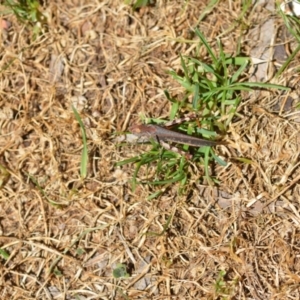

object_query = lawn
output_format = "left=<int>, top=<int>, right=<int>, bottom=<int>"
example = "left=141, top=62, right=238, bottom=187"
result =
left=1, top=0, right=300, bottom=299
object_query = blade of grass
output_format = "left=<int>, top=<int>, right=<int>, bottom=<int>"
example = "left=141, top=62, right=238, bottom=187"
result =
left=230, top=60, right=249, bottom=83
left=276, top=43, right=300, bottom=78
left=203, top=146, right=213, bottom=184
left=192, top=82, right=200, bottom=109
left=151, top=171, right=186, bottom=185
left=196, top=0, right=220, bottom=25
left=72, top=105, right=88, bottom=179
left=194, top=28, right=218, bottom=65
left=27, top=173, right=65, bottom=207
left=170, top=101, right=180, bottom=120
left=0, top=248, right=10, bottom=260
left=146, top=214, right=173, bottom=237
left=180, top=54, right=191, bottom=82
left=147, top=190, right=164, bottom=200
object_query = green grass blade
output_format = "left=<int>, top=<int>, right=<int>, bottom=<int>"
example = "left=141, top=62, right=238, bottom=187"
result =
left=180, top=55, right=191, bottom=84
left=116, top=156, right=143, bottom=166
left=230, top=60, right=249, bottom=83
left=196, top=0, right=220, bottom=25
left=212, top=153, right=227, bottom=166
left=203, top=147, right=212, bottom=184
left=27, top=173, right=65, bottom=207
left=72, top=105, right=88, bottom=179
left=146, top=214, right=173, bottom=236
left=276, top=43, right=300, bottom=78
left=0, top=248, right=10, bottom=260
left=194, top=28, right=218, bottom=65
left=224, top=57, right=250, bottom=66
left=151, top=172, right=186, bottom=185
left=170, top=101, right=180, bottom=120
left=147, top=190, right=164, bottom=200
left=229, top=82, right=290, bottom=90
left=192, top=82, right=200, bottom=109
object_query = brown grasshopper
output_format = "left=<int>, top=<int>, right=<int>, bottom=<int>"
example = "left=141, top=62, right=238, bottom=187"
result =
left=129, top=114, right=220, bottom=158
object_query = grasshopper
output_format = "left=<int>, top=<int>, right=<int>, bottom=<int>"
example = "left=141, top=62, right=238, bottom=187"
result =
left=129, top=114, right=220, bottom=158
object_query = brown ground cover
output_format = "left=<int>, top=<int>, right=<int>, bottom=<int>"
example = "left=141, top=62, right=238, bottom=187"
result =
left=1, top=0, right=300, bottom=299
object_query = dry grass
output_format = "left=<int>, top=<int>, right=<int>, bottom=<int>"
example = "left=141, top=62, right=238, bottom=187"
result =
left=1, top=0, right=300, bottom=299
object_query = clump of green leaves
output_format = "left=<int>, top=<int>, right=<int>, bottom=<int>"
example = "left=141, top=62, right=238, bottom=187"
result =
left=113, top=263, right=130, bottom=279
left=168, top=28, right=288, bottom=129
left=118, top=28, right=289, bottom=197
left=214, top=270, right=239, bottom=299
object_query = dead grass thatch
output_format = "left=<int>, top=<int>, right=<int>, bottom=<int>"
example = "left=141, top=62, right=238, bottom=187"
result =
left=1, top=0, right=300, bottom=299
